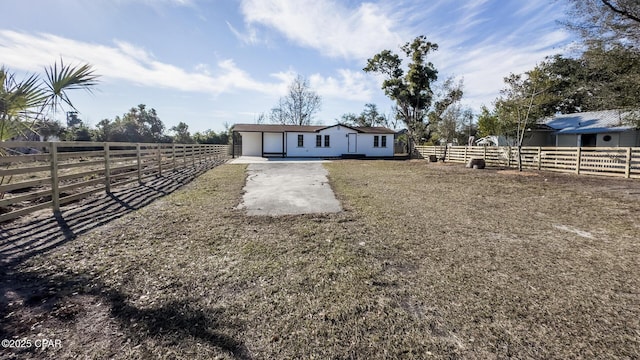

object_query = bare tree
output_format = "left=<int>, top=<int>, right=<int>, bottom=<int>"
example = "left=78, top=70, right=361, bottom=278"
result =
left=269, top=75, right=321, bottom=125
left=255, top=112, right=266, bottom=124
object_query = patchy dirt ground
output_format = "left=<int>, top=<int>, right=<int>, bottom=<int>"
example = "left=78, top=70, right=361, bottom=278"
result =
left=1, top=160, right=639, bottom=359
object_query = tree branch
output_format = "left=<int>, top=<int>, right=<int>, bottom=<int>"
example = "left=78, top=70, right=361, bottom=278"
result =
left=601, top=0, right=640, bottom=24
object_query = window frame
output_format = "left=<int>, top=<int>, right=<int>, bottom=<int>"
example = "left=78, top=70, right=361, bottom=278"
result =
left=297, top=134, right=304, bottom=147
left=381, top=135, right=387, bottom=148
left=316, top=135, right=322, bottom=147
left=324, top=135, right=330, bottom=147
left=373, top=135, right=379, bottom=148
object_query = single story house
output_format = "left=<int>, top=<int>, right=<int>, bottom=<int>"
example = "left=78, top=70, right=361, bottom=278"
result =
left=231, top=124, right=396, bottom=158
left=528, top=110, right=640, bottom=147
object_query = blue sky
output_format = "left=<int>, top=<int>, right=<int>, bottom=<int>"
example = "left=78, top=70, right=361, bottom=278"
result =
left=1, top=0, right=574, bottom=133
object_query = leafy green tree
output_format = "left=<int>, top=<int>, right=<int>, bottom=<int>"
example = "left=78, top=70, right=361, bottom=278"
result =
left=510, top=45, right=640, bottom=116
left=61, top=124, right=92, bottom=141
left=339, top=103, right=389, bottom=127
left=476, top=106, right=501, bottom=138
left=33, top=119, right=64, bottom=141
left=581, top=44, right=640, bottom=110
left=193, top=129, right=229, bottom=144
left=122, top=104, right=166, bottom=142
left=0, top=60, right=98, bottom=141
left=94, top=118, right=114, bottom=142
left=364, top=35, right=462, bottom=144
left=170, top=121, right=193, bottom=144
left=496, top=71, right=549, bottom=141
left=338, top=113, right=358, bottom=125
left=101, top=104, right=169, bottom=143
left=494, top=69, right=556, bottom=170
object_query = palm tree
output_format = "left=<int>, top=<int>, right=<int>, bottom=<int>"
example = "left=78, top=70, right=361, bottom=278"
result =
left=0, top=60, right=98, bottom=196
left=0, top=59, right=99, bottom=141
left=0, top=67, right=45, bottom=141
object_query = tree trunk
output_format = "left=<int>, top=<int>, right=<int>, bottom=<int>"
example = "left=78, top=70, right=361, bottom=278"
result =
left=518, top=145, right=523, bottom=171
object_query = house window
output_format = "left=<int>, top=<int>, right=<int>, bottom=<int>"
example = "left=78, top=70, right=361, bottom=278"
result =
left=373, top=135, right=379, bottom=147
left=298, top=134, right=304, bottom=147
left=316, top=135, right=322, bottom=147
left=324, top=135, right=330, bottom=147
left=381, top=135, right=387, bottom=148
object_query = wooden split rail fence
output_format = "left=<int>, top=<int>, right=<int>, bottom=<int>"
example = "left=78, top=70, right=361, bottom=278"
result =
left=0, top=141, right=230, bottom=223
left=415, top=145, right=640, bottom=179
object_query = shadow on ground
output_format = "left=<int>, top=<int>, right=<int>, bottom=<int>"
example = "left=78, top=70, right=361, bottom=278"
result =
left=0, top=158, right=251, bottom=359
left=0, top=270, right=251, bottom=359
left=0, top=159, right=226, bottom=268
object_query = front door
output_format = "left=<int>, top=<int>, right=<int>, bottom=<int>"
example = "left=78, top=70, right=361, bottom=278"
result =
left=348, top=133, right=357, bottom=153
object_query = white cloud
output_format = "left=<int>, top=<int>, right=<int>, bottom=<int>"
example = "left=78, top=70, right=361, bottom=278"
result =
left=402, top=1, right=575, bottom=112
left=0, top=30, right=285, bottom=95
left=0, top=30, right=374, bottom=103
left=226, top=21, right=261, bottom=45
left=233, top=0, right=574, bottom=111
left=239, top=0, right=407, bottom=60
left=310, top=69, right=374, bottom=101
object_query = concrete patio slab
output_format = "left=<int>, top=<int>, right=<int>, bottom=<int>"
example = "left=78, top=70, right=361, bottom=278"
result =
left=237, top=162, right=342, bottom=216
left=229, top=156, right=331, bottom=164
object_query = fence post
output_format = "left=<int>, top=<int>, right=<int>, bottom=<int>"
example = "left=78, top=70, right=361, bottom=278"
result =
left=464, top=146, right=468, bottom=163
left=136, top=144, right=142, bottom=182
left=157, top=144, right=162, bottom=176
left=537, top=147, right=542, bottom=170
left=50, top=142, right=60, bottom=214
left=576, top=147, right=582, bottom=174
left=172, top=143, right=176, bottom=170
left=625, top=147, right=632, bottom=178
left=507, top=146, right=511, bottom=168
left=183, top=145, right=187, bottom=167
left=483, top=145, right=487, bottom=161
left=104, top=143, right=111, bottom=193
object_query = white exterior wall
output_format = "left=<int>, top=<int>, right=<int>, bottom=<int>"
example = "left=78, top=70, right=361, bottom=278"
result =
left=240, top=132, right=262, bottom=156
left=286, top=126, right=353, bottom=157
left=264, top=132, right=284, bottom=153
left=285, top=126, right=394, bottom=157
left=240, top=126, right=395, bottom=157
left=357, top=134, right=394, bottom=157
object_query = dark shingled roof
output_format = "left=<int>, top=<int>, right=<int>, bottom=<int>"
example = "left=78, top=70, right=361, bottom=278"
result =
left=231, top=124, right=396, bottom=134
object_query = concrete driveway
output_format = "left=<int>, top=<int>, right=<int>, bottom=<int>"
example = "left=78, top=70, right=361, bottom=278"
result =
left=236, top=161, right=342, bottom=216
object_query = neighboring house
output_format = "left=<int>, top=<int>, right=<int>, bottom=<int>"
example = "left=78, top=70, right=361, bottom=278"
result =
left=528, top=110, right=640, bottom=147
left=475, top=135, right=511, bottom=146
left=231, top=124, right=396, bottom=158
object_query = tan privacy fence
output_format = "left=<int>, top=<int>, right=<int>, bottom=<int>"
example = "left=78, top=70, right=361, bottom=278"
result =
left=415, top=145, right=640, bottom=179
left=0, top=141, right=230, bottom=223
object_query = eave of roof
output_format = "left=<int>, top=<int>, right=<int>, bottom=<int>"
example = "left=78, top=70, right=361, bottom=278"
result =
left=231, top=123, right=395, bottom=134
left=555, top=126, right=633, bottom=134
left=231, top=124, right=325, bottom=133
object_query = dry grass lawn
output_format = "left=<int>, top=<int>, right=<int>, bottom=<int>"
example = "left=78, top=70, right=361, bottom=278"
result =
left=1, top=160, right=639, bottom=359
